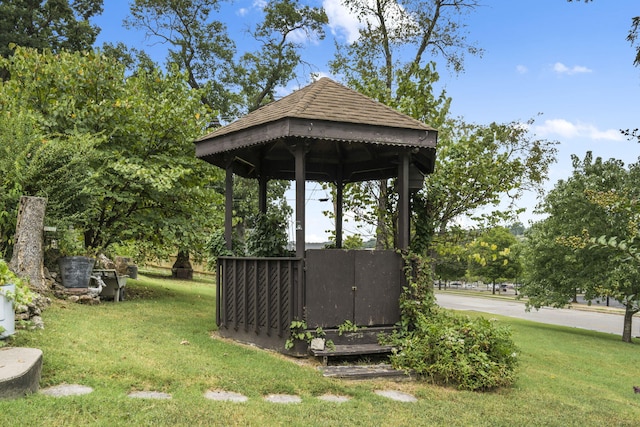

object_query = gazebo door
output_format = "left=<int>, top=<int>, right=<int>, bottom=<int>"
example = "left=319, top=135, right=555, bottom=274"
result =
left=304, top=250, right=403, bottom=328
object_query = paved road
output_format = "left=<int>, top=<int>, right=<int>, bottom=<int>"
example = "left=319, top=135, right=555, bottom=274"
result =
left=435, top=292, right=634, bottom=336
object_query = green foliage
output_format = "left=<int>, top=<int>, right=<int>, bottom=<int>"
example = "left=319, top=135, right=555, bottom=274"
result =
left=337, top=319, right=361, bottom=336
left=0, top=259, right=35, bottom=308
left=205, top=229, right=233, bottom=269
left=0, top=0, right=104, bottom=59
left=55, top=227, right=88, bottom=257
left=382, top=251, right=519, bottom=391
left=284, top=319, right=313, bottom=350
left=330, top=0, right=557, bottom=251
left=0, top=46, right=223, bottom=261
left=126, top=0, right=327, bottom=119
left=523, top=152, right=640, bottom=341
left=521, top=152, right=640, bottom=341
left=467, top=226, right=520, bottom=289
left=245, top=212, right=289, bottom=257
left=389, top=310, right=519, bottom=391
left=341, top=234, right=364, bottom=249
left=238, top=0, right=328, bottom=112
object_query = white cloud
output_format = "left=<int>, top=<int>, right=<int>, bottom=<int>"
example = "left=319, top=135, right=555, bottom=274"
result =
left=323, top=0, right=362, bottom=44
left=516, top=65, right=528, bottom=74
left=553, top=62, right=592, bottom=75
left=533, top=119, right=624, bottom=141
left=237, top=8, right=249, bottom=17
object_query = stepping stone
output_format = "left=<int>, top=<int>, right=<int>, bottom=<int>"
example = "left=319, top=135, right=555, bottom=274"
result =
left=317, top=393, right=350, bottom=403
left=374, top=390, right=417, bottom=402
left=0, top=347, right=43, bottom=399
left=128, top=391, right=172, bottom=400
left=40, top=384, right=93, bottom=397
left=204, top=390, right=248, bottom=402
left=263, top=394, right=302, bottom=404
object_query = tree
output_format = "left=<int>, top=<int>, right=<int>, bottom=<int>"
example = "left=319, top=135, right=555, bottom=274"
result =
left=125, top=0, right=325, bottom=246
left=468, top=227, right=520, bottom=294
left=415, top=118, right=557, bottom=253
left=0, top=0, right=103, bottom=58
left=432, top=227, right=470, bottom=288
left=0, top=46, right=222, bottom=261
left=237, top=0, right=327, bottom=112
left=331, top=0, right=481, bottom=248
left=521, top=152, right=640, bottom=342
left=125, top=0, right=327, bottom=117
left=330, top=1, right=557, bottom=251
left=125, top=0, right=238, bottom=116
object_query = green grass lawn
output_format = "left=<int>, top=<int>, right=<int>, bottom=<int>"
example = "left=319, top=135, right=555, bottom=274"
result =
left=2, top=273, right=640, bottom=426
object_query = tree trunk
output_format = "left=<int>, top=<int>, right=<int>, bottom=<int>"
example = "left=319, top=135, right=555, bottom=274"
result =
left=9, top=196, right=47, bottom=293
left=622, top=306, right=637, bottom=343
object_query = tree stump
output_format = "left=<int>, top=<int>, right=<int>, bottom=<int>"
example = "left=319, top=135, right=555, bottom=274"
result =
left=9, top=196, right=47, bottom=293
left=172, top=250, right=193, bottom=280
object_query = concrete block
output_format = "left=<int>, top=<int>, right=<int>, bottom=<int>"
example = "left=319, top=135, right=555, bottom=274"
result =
left=0, top=347, right=43, bottom=399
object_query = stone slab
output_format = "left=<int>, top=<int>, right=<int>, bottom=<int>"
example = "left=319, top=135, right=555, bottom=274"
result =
left=317, top=393, right=351, bottom=403
left=40, top=384, right=93, bottom=397
left=128, top=391, right=172, bottom=399
left=204, top=390, right=248, bottom=402
left=374, top=389, right=417, bottom=402
left=0, top=347, right=43, bottom=400
left=263, top=394, right=301, bottom=404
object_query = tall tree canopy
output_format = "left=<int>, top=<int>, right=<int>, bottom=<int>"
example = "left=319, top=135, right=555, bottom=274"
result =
left=125, top=0, right=237, bottom=116
left=0, top=46, right=222, bottom=261
left=522, top=152, right=640, bottom=342
left=0, top=0, right=103, bottom=58
left=125, top=0, right=327, bottom=119
left=329, top=0, right=557, bottom=250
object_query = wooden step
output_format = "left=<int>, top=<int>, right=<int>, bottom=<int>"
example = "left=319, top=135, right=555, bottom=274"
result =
left=310, top=343, right=394, bottom=365
left=319, top=364, right=413, bottom=380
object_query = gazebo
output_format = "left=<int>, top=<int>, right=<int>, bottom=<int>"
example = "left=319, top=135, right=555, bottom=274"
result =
left=195, top=77, right=437, bottom=355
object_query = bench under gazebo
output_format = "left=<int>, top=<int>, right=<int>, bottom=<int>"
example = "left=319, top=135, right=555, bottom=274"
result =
left=195, top=77, right=437, bottom=356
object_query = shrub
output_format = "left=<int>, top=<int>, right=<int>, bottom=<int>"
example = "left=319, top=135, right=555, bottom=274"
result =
left=245, top=212, right=288, bottom=257
left=381, top=251, right=519, bottom=391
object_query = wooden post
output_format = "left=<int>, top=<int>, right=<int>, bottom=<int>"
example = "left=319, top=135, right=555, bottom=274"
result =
left=335, top=179, right=343, bottom=249
left=225, top=162, right=234, bottom=251
left=294, top=144, right=306, bottom=258
left=9, top=196, right=47, bottom=292
left=258, top=176, right=268, bottom=214
left=397, top=152, right=410, bottom=250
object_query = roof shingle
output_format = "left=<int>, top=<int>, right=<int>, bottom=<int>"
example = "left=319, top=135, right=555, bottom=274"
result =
left=196, top=77, right=435, bottom=142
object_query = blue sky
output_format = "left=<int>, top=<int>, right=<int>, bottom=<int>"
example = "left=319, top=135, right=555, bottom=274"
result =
left=94, top=1, right=640, bottom=242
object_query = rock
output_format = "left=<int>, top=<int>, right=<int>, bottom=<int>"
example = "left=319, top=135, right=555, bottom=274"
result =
left=30, top=316, right=44, bottom=330
left=78, top=295, right=99, bottom=305
left=96, top=253, right=116, bottom=270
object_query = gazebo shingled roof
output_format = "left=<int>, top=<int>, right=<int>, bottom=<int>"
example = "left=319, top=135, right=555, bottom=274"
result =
left=195, top=77, right=437, bottom=183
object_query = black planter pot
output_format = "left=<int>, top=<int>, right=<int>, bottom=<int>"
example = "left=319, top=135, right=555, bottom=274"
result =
left=58, top=256, right=95, bottom=288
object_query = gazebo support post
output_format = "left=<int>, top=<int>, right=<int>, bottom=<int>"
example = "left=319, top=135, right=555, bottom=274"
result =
left=258, top=176, right=268, bottom=214
left=397, top=151, right=410, bottom=250
left=335, top=178, right=343, bottom=249
left=225, top=162, right=234, bottom=251
left=294, top=143, right=306, bottom=258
